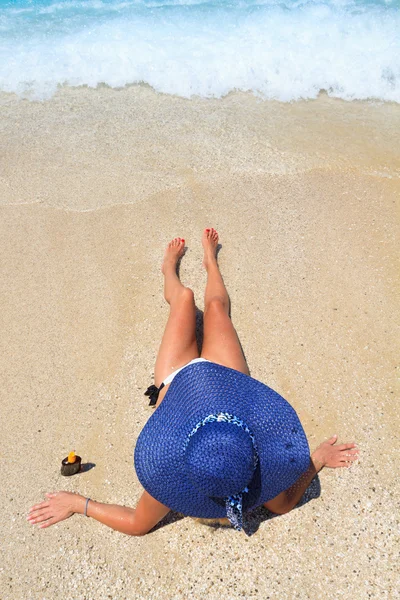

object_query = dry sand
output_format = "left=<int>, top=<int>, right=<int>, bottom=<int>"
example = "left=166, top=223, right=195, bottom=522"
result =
left=0, top=87, right=399, bottom=599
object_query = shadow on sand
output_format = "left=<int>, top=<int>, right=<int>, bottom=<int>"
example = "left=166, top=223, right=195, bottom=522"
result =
left=150, top=477, right=321, bottom=536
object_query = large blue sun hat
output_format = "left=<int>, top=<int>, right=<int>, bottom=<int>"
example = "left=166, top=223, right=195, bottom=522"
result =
left=134, top=361, right=310, bottom=530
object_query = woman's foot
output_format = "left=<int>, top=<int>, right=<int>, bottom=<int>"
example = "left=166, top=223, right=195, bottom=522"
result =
left=162, top=237, right=185, bottom=275
left=162, top=237, right=186, bottom=304
left=202, top=228, right=219, bottom=269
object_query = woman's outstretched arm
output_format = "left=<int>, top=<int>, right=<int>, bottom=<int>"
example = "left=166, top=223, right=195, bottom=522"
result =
left=28, top=490, right=170, bottom=536
left=263, top=435, right=359, bottom=515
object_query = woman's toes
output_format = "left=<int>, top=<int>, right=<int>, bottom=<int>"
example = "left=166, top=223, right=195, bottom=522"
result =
left=168, top=237, right=184, bottom=250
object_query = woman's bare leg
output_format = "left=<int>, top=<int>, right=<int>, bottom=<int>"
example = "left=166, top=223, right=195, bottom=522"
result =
left=154, top=237, right=199, bottom=389
left=200, top=228, right=249, bottom=374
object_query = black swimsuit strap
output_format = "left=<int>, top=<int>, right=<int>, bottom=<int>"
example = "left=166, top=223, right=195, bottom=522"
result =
left=144, top=383, right=165, bottom=407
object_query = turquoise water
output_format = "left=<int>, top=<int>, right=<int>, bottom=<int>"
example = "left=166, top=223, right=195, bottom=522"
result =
left=0, top=0, right=399, bottom=100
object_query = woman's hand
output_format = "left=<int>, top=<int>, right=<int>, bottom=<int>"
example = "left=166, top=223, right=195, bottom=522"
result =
left=27, top=491, right=85, bottom=529
left=311, top=435, right=359, bottom=471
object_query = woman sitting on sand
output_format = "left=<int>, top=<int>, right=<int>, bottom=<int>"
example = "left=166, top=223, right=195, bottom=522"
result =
left=28, top=229, right=358, bottom=534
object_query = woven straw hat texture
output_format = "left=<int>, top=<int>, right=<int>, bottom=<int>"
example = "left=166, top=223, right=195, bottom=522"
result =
left=134, top=362, right=310, bottom=518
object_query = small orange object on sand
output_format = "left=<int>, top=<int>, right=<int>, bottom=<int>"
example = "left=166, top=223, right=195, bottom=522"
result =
left=61, top=451, right=82, bottom=476
left=67, top=451, right=77, bottom=463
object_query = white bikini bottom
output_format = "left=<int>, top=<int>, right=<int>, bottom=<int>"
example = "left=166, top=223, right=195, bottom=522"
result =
left=162, top=358, right=209, bottom=387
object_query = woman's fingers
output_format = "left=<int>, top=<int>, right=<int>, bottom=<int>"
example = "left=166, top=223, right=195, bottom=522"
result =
left=341, top=451, right=359, bottom=460
left=337, top=443, right=357, bottom=450
left=335, top=460, right=356, bottom=468
left=29, top=503, right=50, bottom=513
left=28, top=510, right=52, bottom=524
left=28, top=491, right=75, bottom=530
left=39, top=517, right=58, bottom=529
left=339, top=456, right=358, bottom=464
left=28, top=501, right=50, bottom=513
left=28, top=508, right=68, bottom=527
left=28, top=505, right=51, bottom=519
left=337, top=450, right=359, bottom=466
left=315, top=436, right=360, bottom=469
left=29, top=493, right=59, bottom=513
left=28, top=493, right=59, bottom=522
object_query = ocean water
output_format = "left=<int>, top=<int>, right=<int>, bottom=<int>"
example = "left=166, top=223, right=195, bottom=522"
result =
left=0, top=0, right=399, bottom=101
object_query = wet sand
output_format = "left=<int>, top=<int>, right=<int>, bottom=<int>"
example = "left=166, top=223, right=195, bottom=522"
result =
left=0, top=87, right=399, bottom=599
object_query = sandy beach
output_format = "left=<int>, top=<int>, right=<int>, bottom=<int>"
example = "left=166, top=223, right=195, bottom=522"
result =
left=0, top=86, right=399, bottom=599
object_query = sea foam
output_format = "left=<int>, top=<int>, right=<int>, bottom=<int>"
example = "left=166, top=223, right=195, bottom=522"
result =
left=0, top=0, right=399, bottom=102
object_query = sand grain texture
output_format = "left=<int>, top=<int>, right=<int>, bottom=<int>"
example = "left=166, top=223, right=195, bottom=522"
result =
left=0, top=88, right=399, bottom=600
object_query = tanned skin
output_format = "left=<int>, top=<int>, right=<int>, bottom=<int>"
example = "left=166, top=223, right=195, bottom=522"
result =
left=28, top=230, right=358, bottom=535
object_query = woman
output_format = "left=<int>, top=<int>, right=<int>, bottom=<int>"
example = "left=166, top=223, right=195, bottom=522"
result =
left=28, top=228, right=358, bottom=534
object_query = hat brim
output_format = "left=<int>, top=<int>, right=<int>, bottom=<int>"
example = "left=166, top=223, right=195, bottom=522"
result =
left=134, top=362, right=310, bottom=518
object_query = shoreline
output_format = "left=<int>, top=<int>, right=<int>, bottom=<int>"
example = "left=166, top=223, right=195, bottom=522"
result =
left=1, top=87, right=399, bottom=212
left=1, top=86, right=399, bottom=599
